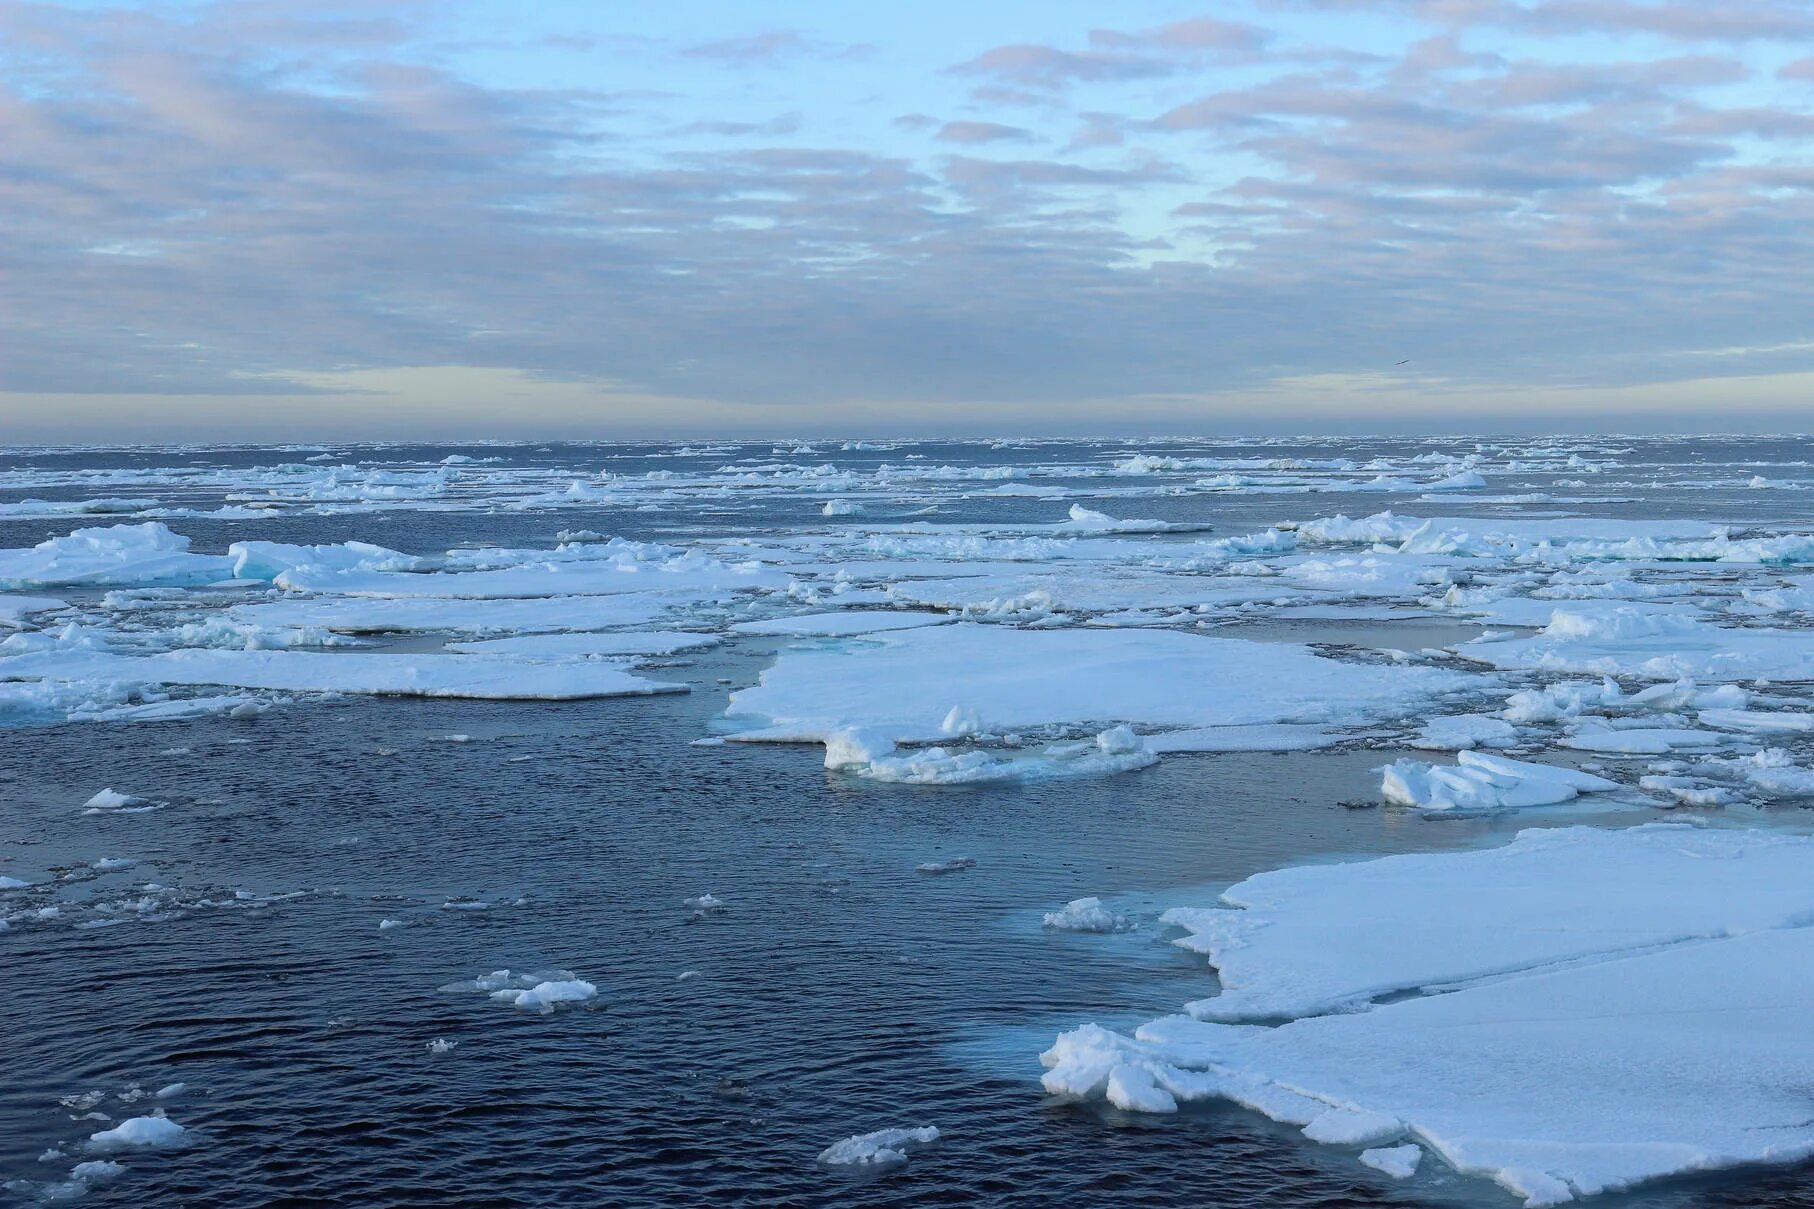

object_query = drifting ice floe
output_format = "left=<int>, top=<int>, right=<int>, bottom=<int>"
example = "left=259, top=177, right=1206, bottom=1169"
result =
left=1379, top=751, right=1620, bottom=813
left=0, top=594, right=63, bottom=628
left=817, top=1126, right=940, bottom=1167
left=447, top=970, right=599, bottom=1014
left=86, top=1116, right=187, bottom=1153
left=1460, top=606, right=1814, bottom=681
left=729, top=611, right=947, bottom=636
left=0, top=524, right=233, bottom=590
left=1043, top=824, right=1814, bottom=1205
left=1043, top=897, right=1131, bottom=933
left=1, top=642, right=683, bottom=700
left=728, top=624, right=1477, bottom=757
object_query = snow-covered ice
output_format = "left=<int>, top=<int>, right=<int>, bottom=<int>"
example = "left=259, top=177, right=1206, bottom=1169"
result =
left=85, top=1116, right=186, bottom=1153
left=1379, top=751, right=1620, bottom=813
left=728, top=624, right=1478, bottom=756
left=1044, top=824, right=1814, bottom=1205
left=1043, top=897, right=1131, bottom=933
left=817, top=1126, right=940, bottom=1167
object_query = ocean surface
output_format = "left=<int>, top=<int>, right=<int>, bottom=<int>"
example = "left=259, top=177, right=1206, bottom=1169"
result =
left=3, top=436, right=1813, bottom=1208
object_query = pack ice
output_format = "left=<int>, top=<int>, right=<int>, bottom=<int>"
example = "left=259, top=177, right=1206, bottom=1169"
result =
left=1042, top=824, right=1814, bottom=1204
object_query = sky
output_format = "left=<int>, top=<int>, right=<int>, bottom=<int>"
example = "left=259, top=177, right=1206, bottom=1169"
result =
left=1, top=0, right=1812, bottom=438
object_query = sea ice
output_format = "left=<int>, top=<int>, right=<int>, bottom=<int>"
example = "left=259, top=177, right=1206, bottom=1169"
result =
left=449, top=969, right=598, bottom=1014
left=2, top=645, right=685, bottom=700
left=85, top=1116, right=186, bottom=1153
left=1043, top=897, right=1131, bottom=933
left=1359, top=1145, right=1423, bottom=1179
left=1460, top=606, right=1814, bottom=681
left=728, top=624, right=1477, bottom=753
left=857, top=729, right=1157, bottom=785
left=1410, top=714, right=1518, bottom=750
left=729, top=611, right=947, bottom=636
left=816, top=1126, right=940, bottom=1167
left=0, top=594, right=64, bottom=628
left=443, top=631, right=719, bottom=658
left=0, top=524, right=233, bottom=590
left=1044, top=825, right=1814, bottom=1205
left=1379, top=751, right=1620, bottom=813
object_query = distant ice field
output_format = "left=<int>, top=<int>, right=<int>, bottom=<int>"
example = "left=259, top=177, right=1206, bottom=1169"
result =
left=5, top=435, right=1814, bottom=1208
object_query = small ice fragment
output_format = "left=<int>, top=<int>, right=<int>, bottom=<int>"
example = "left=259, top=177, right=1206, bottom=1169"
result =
left=425, top=1038, right=457, bottom=1055
left=684, top=894, right=725, bottom=911
left=823, top=726, right=897, bottom=770
left=68, top=1160, right=124, bottom=1183
left=91, top=858, right=137, bottom=872
left=86, top=1116, right=186, bottom=1153
left=82, top=789, right=141, bottom=812
left=490, top=979, right=597, bottom=1014
left=940, top=705, right=982, bottom=737
left=1043, top=897, right=1130, bottom=933
left=154, top=1084, right=184, bottom=1099
left=1106, top=1063, right=1177, bottom=1112
left=816, top=1125, right=940, bottom=1166
left=1359, top=1144, right=1423, bottom=1179
left=677, top=970, right=701, bottom=981
left=917, top=857, right=976, bottom=875
left=379, top=918, right=404, bottom=930
left=0, top=875, right=29, bottom=890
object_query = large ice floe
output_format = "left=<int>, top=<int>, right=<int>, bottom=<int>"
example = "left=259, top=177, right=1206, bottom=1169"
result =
left=1, top=629, right=682, bottom=700
left=0, top=523, right=234, bottom=590
left=1042, top=824, right=1814, bottom=1205
left=725, top=623, right=1478, bottom=777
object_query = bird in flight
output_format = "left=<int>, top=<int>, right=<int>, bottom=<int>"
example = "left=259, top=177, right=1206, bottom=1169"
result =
left=1394, top=359, right=1411, bottom=365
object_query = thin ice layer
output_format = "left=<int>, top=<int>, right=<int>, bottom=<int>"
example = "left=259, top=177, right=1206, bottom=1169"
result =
left=0, top=647, right=684, bottom=700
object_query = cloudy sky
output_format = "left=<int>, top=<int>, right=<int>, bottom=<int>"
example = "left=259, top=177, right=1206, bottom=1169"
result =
left=3, top=0, right=1812, bottom=437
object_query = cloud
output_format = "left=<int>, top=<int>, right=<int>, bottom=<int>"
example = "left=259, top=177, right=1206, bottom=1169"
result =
left=1, top=0, right=1812, bottom=430
left=680, top=30, right=870, bottom=66
left=933, top=120, right=1036, bottom=144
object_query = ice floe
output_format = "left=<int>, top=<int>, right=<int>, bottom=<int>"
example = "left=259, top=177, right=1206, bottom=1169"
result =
left=817, top=1126, right=940, bottom=1167
left=728, top=624, right=1478, bottom=758
left=1043, top=897, right=1131, bottom=933
left=85, top=1116, right=186, bottom=1153
left=3, top=641, right=684, bottom=700
left=1379, top=751, right=1621, bottom=813
left=1044, top=824, right=1814, bottom=1205
left=446, top=970, right=599, bottom=1014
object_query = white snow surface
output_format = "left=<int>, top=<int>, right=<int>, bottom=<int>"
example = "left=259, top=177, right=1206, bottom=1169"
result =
left=1380, top=751, right=1621, bottom=813
left=729, top=611, right=948, bottom=636
left=0, top=524, right=233, bottom=589
left=86, top=1116, right=186, bottom=1153
left=728, top=624, right=1477, bottom=746
left=1, top=644, right=683, bottom=700
left=1044, top=824, right=1814, bottom=1205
